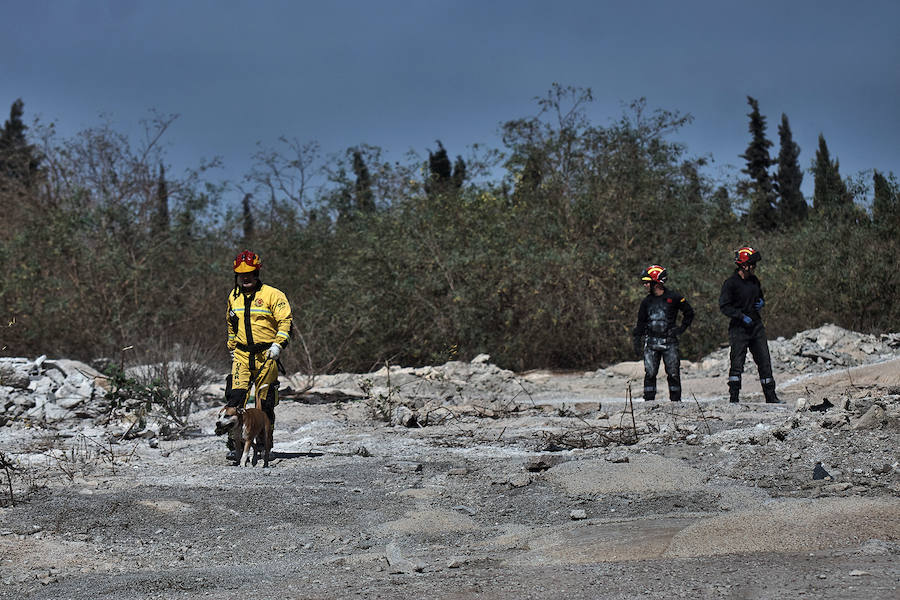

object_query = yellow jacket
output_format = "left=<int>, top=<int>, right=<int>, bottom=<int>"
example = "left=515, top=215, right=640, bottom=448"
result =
left=226, top=283, right=292, bottom=351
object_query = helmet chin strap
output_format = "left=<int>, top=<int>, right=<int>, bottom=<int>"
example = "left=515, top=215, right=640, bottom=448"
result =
left=232, top=272, right=261, bottom=297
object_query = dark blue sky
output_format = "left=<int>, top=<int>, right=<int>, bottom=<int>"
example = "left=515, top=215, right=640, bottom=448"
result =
left=3, top=0, right=898, bottom=203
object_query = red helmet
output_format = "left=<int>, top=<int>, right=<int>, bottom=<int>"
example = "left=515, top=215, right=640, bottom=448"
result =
left=640, top=264, right=668, bottom=285
left=233, top=250, right=261, bottom=273
left=734, top=246, right=761, bottom=266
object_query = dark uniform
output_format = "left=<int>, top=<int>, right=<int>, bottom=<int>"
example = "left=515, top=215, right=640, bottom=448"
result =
left=719, top=268, right=778, bottom=403
left=633, top=288, right=694, bottom=401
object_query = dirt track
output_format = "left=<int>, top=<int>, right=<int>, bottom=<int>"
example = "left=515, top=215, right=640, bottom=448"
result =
left=1, top=355, right=899, bottom=599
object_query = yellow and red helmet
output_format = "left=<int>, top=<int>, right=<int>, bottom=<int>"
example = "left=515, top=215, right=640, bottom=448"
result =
left=233, top=250, right=261, bottom=273
left=734, top=246, right=761, bottom=266
left=640, top=264, right=668, bottom=285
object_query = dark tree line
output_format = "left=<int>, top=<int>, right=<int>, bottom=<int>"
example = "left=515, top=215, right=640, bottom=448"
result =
left=737, top=96, right=896, bottom=231
left=1, top=92, right=898, bottom=372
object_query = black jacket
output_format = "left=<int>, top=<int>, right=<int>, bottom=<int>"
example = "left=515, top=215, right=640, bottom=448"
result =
left=633, top=288, right=694, bottom=340
left=719, top=270, right=764, bottom=328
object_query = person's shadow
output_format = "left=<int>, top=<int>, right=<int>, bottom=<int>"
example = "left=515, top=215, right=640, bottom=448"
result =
left=270, top=450, right=324, bottom=459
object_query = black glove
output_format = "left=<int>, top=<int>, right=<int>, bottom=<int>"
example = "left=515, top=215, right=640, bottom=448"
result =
left=632, top=336, right=643, bottom=357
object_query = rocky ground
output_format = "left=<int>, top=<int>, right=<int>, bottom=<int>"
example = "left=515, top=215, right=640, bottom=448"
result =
left=1, top=324, right=898, bottom=599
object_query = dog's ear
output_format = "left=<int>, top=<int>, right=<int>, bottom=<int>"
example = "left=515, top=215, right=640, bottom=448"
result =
left=217, top=406, right=226, bottom=417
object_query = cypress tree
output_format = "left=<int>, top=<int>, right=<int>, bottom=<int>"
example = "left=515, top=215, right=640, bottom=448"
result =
left=428, top=141, right=451, bottom=180
left=0, top=98, right=42, bottom=188
left=151, top=163, right=169, bottom=236
left=241, top=193, right=254, bottom=243
left=812, top=134, right=850, bottom=214
left=516, top=151, right=543, bottom=196
left=739, top=97, right=777, bottom=230
left=351, top=150, right=375, bottom=213
left=425, top=141, right=464, bottom=199
left=330, top=166, right=354, bottom=225
left=451, top=155, right=466, bottom=190
left=872, top=170, right=899, bottom=230
left=775, top=114, right=806, bottom=225
left=710, top=185, right=737, bottom=227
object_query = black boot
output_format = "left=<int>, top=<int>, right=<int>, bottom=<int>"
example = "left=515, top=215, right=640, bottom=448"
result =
left=763, top=387, right=781, bottom=404
left=668, top=384, right=681, bottom=402
left=761, top=377, right=781, bottom=403
left=728, top=377, right=741, bottom=402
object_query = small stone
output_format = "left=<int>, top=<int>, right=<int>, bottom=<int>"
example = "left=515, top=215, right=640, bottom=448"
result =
left=507, top=474, right=531, bottom=488
left=605, top=452, right=629, bottom=463
left=822, top=482, right=852, bottom=493
left=452, top=505, right=477, bottom=516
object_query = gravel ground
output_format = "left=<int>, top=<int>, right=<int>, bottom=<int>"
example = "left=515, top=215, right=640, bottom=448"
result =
left=1, top=354, right=899, bottom=600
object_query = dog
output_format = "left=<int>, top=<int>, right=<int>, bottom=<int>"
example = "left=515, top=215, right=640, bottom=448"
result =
left=215, top=406, right=273, bottom=467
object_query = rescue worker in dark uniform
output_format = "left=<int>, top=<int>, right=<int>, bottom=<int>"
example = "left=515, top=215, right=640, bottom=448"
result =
left=225, top=250, right=292, bottom=460
left=632, top=265, right=694, bottom=402
left=719, top=246, right=780, bottom=404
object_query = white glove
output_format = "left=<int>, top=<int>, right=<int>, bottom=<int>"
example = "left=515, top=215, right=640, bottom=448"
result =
left=229, top=349, right=235, bottom=360
left=266, top=343, right=281, bottom=360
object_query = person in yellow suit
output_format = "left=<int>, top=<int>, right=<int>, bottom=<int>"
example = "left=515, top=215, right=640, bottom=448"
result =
left=225, top=250, right=292, bottom=461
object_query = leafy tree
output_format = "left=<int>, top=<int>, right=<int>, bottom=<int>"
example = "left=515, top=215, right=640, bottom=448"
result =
left=774, top=113, right=806, bottom=225
left=0, top=112, right=226, bottom=359
left=501, top=84, right=596, bottom=217
left=739, top=97, right=777, bottom=230
left=812, top=134, right=851, bottom=214
left=244, top=136, right=321, bottom=224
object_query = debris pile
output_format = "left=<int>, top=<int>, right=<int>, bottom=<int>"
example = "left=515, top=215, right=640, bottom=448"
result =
left=0, top=356, right=105, bottom=426
left=0, top=356, right=217, bottom=439
left=686, top=323, right=900, bottom=376
left=3, top=324, right=899, bottom=431
left=287, top=353, right=542, bottom=425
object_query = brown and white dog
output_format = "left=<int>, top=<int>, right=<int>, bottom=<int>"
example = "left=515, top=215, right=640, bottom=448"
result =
left=215, top=406, right=273, bottom=467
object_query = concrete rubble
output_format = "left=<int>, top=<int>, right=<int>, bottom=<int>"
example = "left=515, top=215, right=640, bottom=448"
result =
left=2, top=323, right=899, bottom=434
